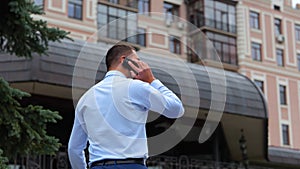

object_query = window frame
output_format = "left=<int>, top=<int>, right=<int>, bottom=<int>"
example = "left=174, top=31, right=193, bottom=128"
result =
left=206, top=31, right=237, bottom=65
left=282, top=124, right=290, bottom=146
left=138, top=0, right=150, bottom=15
left=295, top=24, right=300, bottom=41
left=68, top=0, right=83, bottom=20
left=274, top=18, right=282, bottom=36
left=297, top=53, right=300, bottom=71
left=276, top=48, right=284, bottom=67
left=34, top=0, right=44, bottom=8
left=279, top=85, right=287, bottom=105
left=249, top=11, right=260, bottom=29
left=163, top=2, right=180, bottom=22
left=251, top=42, right=262, bottom=61
left=108, top=0, right=119, bottom=4
left=254, top=80, right=264, bottom=93
left=169, top=36, right=181, bottom=54
left=97, top=4, right=140, bottom=44
left=203, top=0, right=236, bottom=33
left=137, top=27, right=146, bottom=47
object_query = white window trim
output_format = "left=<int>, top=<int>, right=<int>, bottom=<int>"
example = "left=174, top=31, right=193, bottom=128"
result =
left=86, top=0, right=96, bottom=19
left=262, top=12, right=276, bottom=62
left=251, top=71, right=267, bottom=100
left=275, top=46, right=284, bottom=67
left=277, top=77, right=293, bottom=147
left=298, top=81, right=300, bottom=127
left=148, top=28, right=168, bottom=49
left=285, top=19, right=297, bottom=67
left=276, top=77, right=288, bottom=116
left=249, top=8, right=261, bottom=31
left=280, top=121, right=293, bottom=147
left=251, top=40, right=262, bottom=61
left=48, top=0, right=66, bottom=13
left=164, top=0, right=182, bottom=6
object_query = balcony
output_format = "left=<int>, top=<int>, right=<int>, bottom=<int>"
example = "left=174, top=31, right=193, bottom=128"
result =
left=100, top=0, right=138, bottom=9
left=189, top=14, right=236, bottom=34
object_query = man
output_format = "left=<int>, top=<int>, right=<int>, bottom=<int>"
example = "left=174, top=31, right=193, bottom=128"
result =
left=68, top=43, right=184, bottom=169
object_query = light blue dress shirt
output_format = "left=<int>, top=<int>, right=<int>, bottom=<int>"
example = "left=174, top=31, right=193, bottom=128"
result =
left=68, top=70, right=184, bottom=169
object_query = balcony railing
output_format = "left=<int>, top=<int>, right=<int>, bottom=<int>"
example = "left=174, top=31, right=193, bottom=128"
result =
left=102, top=0, right=138, bottom=9
left=189, top=15, right=236, bottom=34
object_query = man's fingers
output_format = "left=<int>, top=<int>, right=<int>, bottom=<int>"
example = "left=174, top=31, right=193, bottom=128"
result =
left=130, top=70, right=137, bottom=78
left=128, top=61, right=140, bottom=73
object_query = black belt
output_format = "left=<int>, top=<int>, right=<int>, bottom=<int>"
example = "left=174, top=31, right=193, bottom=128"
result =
left=90, top=158, right=145, bottom=167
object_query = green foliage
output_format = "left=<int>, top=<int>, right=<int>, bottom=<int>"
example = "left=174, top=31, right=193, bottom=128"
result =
left=0, top=0, right=68, bottom=167
left=0, top=0, right=71, bottom=57
left=0, top=78, right=62, bottom=160
left=0, top=149, right=8, bottom=169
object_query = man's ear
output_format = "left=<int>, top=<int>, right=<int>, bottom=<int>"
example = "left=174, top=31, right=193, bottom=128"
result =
left=119, top=56, right=126, bottom=64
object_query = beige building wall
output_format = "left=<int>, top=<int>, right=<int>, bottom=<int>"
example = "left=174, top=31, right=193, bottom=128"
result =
left=34, top=0, right=300, bottom=151
left=237, top=0, right=300, bottom=150
left=34, top=0, right=188, bottom=59
left=137, top=0, right=187, bottom=60
left=33, top=0, right=98, bottom=41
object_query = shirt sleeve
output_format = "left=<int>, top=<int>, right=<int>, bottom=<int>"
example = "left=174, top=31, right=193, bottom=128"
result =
left=130, top=79, right=184, bottom=118
left=68, top=114, right=88, bottom=169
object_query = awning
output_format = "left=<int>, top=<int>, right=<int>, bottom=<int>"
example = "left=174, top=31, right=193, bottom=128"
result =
left=0, top=40, right=268, bottom=161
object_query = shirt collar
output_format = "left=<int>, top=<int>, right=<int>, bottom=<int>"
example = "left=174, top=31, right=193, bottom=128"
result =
left=104, top=70, right=126, bottom=78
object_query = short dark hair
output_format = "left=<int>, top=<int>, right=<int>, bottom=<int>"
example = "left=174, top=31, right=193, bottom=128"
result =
left=105, top=43, right=135, bottom=70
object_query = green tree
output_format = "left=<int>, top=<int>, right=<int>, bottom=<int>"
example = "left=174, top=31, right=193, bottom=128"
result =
left=0, top=149, right=8, bottom=169
left=0, top=0, right=70, bottom=167
left=0, top=78, right=62, bottom=162
left=0, top=0, right=71, bottom=58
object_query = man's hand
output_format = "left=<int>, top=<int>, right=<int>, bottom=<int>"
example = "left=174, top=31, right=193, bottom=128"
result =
left=128, top=60, right=156, bottom=83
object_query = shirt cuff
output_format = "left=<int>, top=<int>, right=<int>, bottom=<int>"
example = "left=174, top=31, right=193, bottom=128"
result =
left=150, top=79, right=164, bottom=89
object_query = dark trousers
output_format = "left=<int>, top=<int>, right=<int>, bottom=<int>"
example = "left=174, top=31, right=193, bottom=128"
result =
left=91, top=164, right=147, bottom=169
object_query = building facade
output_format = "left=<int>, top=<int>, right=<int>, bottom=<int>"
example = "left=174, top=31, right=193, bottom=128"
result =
left=236, top=0, right=300, bottom=166
left=2, top=0, right=300, bottom=168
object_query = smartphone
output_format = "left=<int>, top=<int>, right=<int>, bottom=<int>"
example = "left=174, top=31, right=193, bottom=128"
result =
left=123, top=57, right=139, bottom=74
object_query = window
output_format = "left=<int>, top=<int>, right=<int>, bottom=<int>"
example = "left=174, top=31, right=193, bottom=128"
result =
left=274, top=18, right=282, bottom=36
left=276, top=49, right=284, bottom=66
left=187, top=47, right=199, bottom=63
left=254, top=80, right=264, bottom=93
left=97, top=4, right=138, bottom=43
left=251, top=42, right=261, bottom=61
left=250, top=11, right=259, bottom=29
left=137, top=28, right=146, bottom=46
left=169, top=36, right=181, bottom=54
left=297, top=53, right=300, bottom=71
left=206, top=32, right=237, bottom=65
left=108, top=0, right=119, bottom=4
left=202, top=0, right=236, bottom=33
left=279, top=85, right=287, bottom=105
left=34, top=0, right=44, bottom=7
left=295, top=24, right=300, bottom=41
left=138, top=0, right=150, bottom=14
left=187, top=1, right=204, bottom=27
left=105, top=0, right=137, bottom=8
left=164, top=2, right=179, bottom=22
left=282, top=124, right=290, bottom=145
left=274, top=5, right=280, bottom=11
left=124, top=28, right=146, bottom=46
left=68, top=0, right=83, bottom=20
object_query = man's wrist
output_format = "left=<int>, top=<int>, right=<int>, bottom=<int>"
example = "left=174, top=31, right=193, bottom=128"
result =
left=148, top=77, right=156, bottom=84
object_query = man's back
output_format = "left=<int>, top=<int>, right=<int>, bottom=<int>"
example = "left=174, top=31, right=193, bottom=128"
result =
left=68, top=44, right=184, bottom=169
left=76, top=71, right=149, bottom=162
